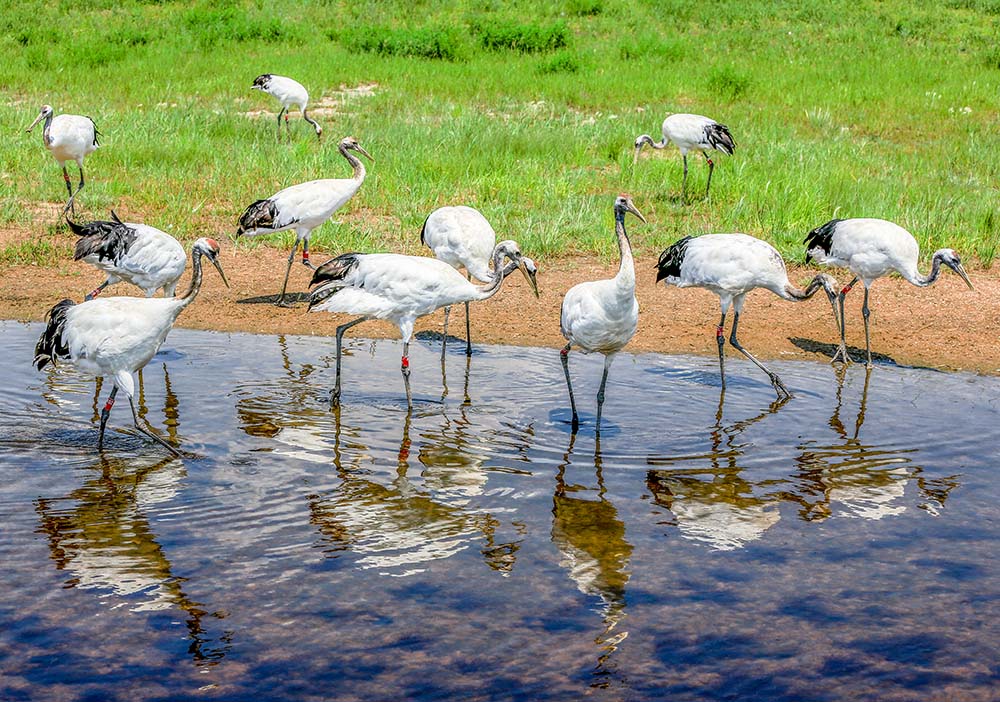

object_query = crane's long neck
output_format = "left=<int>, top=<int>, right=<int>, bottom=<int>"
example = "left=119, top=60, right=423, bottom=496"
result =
left=42, top=112, right=54, bottom=146
left=174, top=251, right=206, bottom=313
left=472, top=247, right=511, bottom=301
left=783, top=275, right=830, bottom=301
left=641, top=134, right=669, bottom=149
left=613, top=212, right=635, bottom=293
left=908, top=254, right=944, bottom=287
left=340, top=144, right=366, bottom=181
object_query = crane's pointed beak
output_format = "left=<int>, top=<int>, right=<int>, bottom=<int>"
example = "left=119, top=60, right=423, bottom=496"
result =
left=212, top=258, right=230, bottom=288
left=626, top=201, right=647, bottom=224
left=954, top=263, right=974, bottom=290
left=25, top=112, right=44, bottom=133
left=519, top=259, right=539, bottom=298
left=633, top=145, right=641, bottom=164
left=355, top=144, right=374, bottom=162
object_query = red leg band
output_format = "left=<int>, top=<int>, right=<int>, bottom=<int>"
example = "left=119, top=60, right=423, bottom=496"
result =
left=401, top=357, right=409, bottom=369
left=716, top=325, right=724, bottom=338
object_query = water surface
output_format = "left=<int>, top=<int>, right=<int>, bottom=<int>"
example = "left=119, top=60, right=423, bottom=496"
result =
left=1, top=321, right=997, bottom=701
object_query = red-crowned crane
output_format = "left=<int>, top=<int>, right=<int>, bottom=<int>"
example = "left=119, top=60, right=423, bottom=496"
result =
left=68, top=211, right=186, bottom=300
left=656, top=233, right=840, bottom=398
left=235, top=136, right=372, bottom=306
left=308, top=242, right=539, bottom=410
left=33, top=238, right=229, bottom=454
left=25, top=104, right=100, bottom=216
left=634, top=113, right=735, bottom=201
left=420, top=205, right=501, bottom=356
left=805, top=217, right=974, bottom=366
left=251, top=74, right=322, bottom=141
left=560, top=195, right=645, bottom=431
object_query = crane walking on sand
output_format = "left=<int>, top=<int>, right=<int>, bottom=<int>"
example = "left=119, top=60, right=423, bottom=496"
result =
left=33, top=238, right=229, bottom=454
left=69, top=211, right=186, bottom=300
left=25, top=104, right=100, bottom=216
left=235, top=136, right=372, bottom=306
left=420, top=205, right=504, bottom=357
left=251, top=74, right=323, bottom=141
left=656, top=233, right=841, bottom=398
left=308, top=242, right=539, bottom=410
left=805, top=217, right=974, bottom=366
left=559, top=195, right=645, bottom=431
left=634, top=113, right=735, bottom=201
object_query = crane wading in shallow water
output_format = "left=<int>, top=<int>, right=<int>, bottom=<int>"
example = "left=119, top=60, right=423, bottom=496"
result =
left=420, top=205, right=505, bottom=357
left=25, top=105, right=100, bottom=217
left=560, top=195, right=645, bottom=431
left=33, top=238, right=229, bottom=455
left=634, top=113, right=735, bottom=202
left=235, top=136, right=372, bottom=306
left=251, top=74, right=322, bottom=141
left=68, top=211, right=186, bottom=300
left=308, top=242, right=539, bottom=410
left=656, top=233, right=841, bottom=399
left=805, top=217, right=974, bottom=367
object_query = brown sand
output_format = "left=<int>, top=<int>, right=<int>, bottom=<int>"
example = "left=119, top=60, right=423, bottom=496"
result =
left=3, top=230, right=998, bottom=374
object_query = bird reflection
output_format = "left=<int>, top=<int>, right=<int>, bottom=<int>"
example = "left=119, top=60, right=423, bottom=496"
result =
left=646, top=390, right=787, bottom=550
left=439, top=353, right=472, bottom=405
left=788, top=367, right=955, bottom=520
left=552, top=432, right=633, bottom=688
left=33, top=454, right=232, bottom=664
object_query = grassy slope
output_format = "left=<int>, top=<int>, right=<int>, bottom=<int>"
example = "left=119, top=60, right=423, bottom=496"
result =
left=1, top=0, right=998, bottom=265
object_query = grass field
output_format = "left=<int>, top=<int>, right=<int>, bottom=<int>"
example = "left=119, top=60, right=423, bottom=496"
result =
left=2, top=0, right=999, bottom=266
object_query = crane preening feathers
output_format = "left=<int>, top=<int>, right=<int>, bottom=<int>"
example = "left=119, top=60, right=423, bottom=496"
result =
left=656, top=233, right=840, bottom=398
left=25, top=104, right=100, bottom=217
left=34, top=238, right=229, bottom=454
left=251, top=74, right=322, bottom=141
left=805, top=217, right=974, bottom=366
left=235, top=136, right=372, bottom=306
left=634, top=113, right=735, bottom=201
left=308, top=242, right=539, bottom=410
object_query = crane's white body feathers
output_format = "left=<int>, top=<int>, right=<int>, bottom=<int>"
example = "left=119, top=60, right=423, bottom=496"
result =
left=258, top=75, right=310, bottom=112
left=664, top=234, right=794, bottom=309
left=44, top=114, right=98, bottom=167
left=806, top=218, right=921, bottom=286
left=245, top=179, right=362, bottom=240
left=421, top=206, right=496, bottom=282
left=560, top=278, right=638, bottom=355
left=662, top=113, right=729, bottom=155
left=81, top=224, right=186, bottom=297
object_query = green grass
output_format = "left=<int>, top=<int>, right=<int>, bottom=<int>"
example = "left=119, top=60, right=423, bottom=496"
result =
left=1, top=0, right=999, bottom=265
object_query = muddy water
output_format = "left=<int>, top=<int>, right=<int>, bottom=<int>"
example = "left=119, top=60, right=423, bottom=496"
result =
left=1, top=321, right=997, bottom=701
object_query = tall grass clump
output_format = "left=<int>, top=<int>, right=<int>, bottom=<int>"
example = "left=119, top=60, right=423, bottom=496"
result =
left=473, top=20, right=569, bottom=53
left=336, top=25, right=467, bottom=60
left=707, top=65, right=751, bottom=100
left=182, top=4, right=291, bottom=46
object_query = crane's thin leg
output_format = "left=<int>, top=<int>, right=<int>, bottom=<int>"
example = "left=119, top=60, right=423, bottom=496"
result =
left=862, top=286, right=873, bottom=368
left=284, top=111, right=291, bottom=142
left=276, top=239, right=300, bottom=307
left=331, top=317, right=366, bottom=407
left=464, top=300, right=473, bottom=356
left=832, top=277, right=858, bottom=365
left=97, top=385, right=119, bottom=451
left=128, top=395, right=181, bottom=456
left=441, top=306, right=451, bottom=359
left=401, top=342, right=412, bottom=410
left=560, top=343, right=579, bottom=431
left=301, top=239, right=316, bottom=270
left=60, top=167, right=75, bottom=216
left=276, top=107, right=286, bottom=142
left=596, top=354, right=615, bottom=430
left=681, top=154, right=689, bottom=203
left=729, top=311, right=790, bottom=399
left=85, top=280, right=110, bottom=301
left=716, top=312, right=727, bottom=390
left=704, top=152, right=715, bottom=199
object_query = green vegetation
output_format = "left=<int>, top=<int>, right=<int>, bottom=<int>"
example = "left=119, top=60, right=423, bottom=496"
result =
left=2, top=0, right=999, bottom=265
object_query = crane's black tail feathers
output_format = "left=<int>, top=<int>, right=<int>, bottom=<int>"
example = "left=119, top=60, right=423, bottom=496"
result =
left=804, top=219, right=841, bottom=263
left=705, top=123, right=736, bottom=155
left=655, top=236, right=692, bottom=283
left=308, top=253, right=362, bottom=309
left=419, top=213, right=431, bottom=247
left=70, top=215, right=137, bottom=263
left=236, top=198, right=279, bottom=235
left=86, top=117, right=101, bottom=147
left=34, top=299, right=75, bottom=371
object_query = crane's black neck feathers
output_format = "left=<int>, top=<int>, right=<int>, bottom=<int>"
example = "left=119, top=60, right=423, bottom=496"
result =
left=70, top=216, right=137, bottom=264
left=704, top=123, right=736, bottom=155
left=655, top=236, right=692, bottom=283
left=804, top=219, right=842, bottom=262
left=34, top=299, right=75, bottom=371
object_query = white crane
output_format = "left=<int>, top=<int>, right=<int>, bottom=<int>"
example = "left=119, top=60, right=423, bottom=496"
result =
left=420, top=205, right=501, bottom=356
left=235, top=135, right=372, bottom=306
left=805, top=217, right=974, bottom=366
left=559, top=195, right=645, bottom=431
left=251, top=74, right=323, bottom=141
left=656, top=233, right=841, bottom=398
left=308, top=242, right=539, bottom=409
left=33, top=238, right=229, bottom=454
left=68, top=211, right=186, bottom=300
left=634, top=113, right=735, bottom=201
left=25, top=104, right=100, bottom=216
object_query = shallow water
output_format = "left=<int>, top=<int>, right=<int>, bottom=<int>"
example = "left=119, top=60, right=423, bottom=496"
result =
left=1, top=320, right=998, bottom=701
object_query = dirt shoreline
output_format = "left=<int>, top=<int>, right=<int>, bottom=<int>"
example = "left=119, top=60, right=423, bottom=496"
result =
left=2, top=242, right=998, bottom=375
